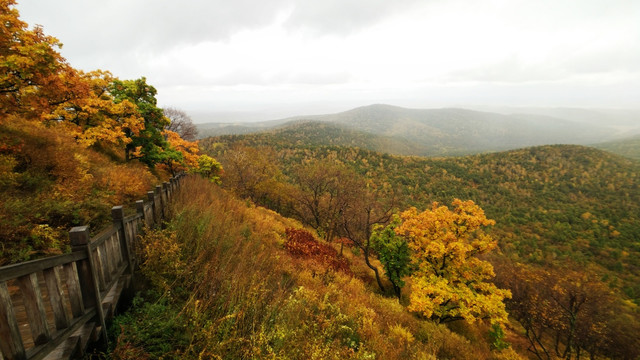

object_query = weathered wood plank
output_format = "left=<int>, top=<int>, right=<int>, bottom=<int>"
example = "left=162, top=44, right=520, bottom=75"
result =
left=25, top=309, right=95, bottom=360
left=71, top=321, right=95, bottom=356
left=92, top=247, right=107, bottom=292
left=112, top=232, right=123, bottom=269
left=102, top=238, right=115, bottom=282
left=43, top=266, right=71, bottom=330
left=89, top=224, right=119, bottom=250
left=17, top=273, right=50, bottom=346
left=41, top=336, right=79, bottom=360
left=0, top=252, right=86, bottom=283
left=82, top=235, right=108, bottom=346
left=0, top=281, right=25, bottom=360
left=74, top=260, right=95, bottom=311
left=62, top=263, right=84, bottom=319
left=109, top=233, right=118, bottom=270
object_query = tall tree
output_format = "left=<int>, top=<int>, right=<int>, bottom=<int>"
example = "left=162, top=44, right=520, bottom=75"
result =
left=221, top=145, right=290, bottom=211
left=336, top=173, right=395, bottom=293
left=164, top=107, right=198, bottom=141
left=396, top=199, right=510, bottom=324
left=370, top=218, right=412, bottom=299
left=290, top=158, right=394, bottom=293
left=291, top=159, right=352, bottom=241
left=109, top=77, right=176, bottom=166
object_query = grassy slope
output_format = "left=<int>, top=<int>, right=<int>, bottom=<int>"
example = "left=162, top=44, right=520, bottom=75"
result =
left=111, top=176, right=524, bottom=359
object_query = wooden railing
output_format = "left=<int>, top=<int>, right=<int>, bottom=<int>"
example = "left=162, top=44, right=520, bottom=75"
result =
left=0, top=174, right=185, bottom=360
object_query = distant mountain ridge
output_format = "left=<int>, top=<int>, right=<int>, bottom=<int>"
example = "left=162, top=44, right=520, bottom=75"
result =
left=198, top=104, right=637, bottom=156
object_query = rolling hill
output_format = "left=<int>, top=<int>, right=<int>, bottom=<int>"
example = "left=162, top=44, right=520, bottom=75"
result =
left=198, top=104, right=626, bottom=156
left=593, top=134, right=640, bottom=160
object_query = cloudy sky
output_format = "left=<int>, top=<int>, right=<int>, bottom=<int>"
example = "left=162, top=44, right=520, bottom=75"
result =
left=16, top=0, right=640, bottom=122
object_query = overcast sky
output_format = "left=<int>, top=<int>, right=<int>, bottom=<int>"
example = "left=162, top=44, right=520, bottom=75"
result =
left=16, top=0, right=640, bottom=122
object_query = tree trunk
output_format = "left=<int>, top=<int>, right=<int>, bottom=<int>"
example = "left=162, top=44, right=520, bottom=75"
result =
left=363, top=249, right=385, bottom=292
left=392, top=282, right=401, bottom=300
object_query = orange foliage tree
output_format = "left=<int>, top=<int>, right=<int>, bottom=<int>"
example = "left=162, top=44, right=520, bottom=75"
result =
left=396, top=199, right=510, bottom=324
left=159, top=129, right=200, bottom=175
left=0, top=0, right=77, bottom=119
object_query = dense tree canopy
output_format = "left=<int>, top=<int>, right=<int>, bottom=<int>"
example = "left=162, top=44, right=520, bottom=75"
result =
left=396, top=199, right=511, bottom=324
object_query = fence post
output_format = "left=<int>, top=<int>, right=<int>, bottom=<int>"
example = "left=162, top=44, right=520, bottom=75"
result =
left=147, top=191, right=156, bottom=227
left=156, top=185, right=165, bottom=219
left=70, top=226, right=108, bottom=345
left=136, top=200, right=147, bottom=229
left=163, top=182, right=170, bottom=206
left=112, top=206, right=134, bottom=277
left=166, top=180, right=172, bottom=200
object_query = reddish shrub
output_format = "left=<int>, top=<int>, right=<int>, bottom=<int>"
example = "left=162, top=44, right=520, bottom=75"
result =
left=284, top=228, right=352, bottom=275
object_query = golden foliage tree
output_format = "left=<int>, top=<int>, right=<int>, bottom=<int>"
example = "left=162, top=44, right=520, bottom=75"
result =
left=396, top=199, right=510, bottom=324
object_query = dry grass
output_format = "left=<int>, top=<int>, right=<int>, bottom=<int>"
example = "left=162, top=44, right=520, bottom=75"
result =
left=112, top=175, right=526, bottom=359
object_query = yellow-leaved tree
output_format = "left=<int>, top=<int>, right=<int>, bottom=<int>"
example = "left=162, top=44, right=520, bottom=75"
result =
left=396, top=199, right=510, bottom=324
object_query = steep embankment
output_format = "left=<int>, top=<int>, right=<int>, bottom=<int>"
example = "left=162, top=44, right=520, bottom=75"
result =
left=111, top=176, right=519, bottom=359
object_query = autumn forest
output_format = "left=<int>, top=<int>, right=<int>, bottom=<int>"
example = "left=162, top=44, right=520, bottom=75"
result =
left=1, top=1, right=640, bottom=359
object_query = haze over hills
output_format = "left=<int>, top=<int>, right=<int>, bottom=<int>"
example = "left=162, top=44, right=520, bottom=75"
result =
left=593, top=135, right=640, bottom=161
left=198, top=104, right=638, bottom=157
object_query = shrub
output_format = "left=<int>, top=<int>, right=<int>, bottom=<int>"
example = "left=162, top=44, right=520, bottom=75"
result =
left=284, top=228, right=352, bottom=275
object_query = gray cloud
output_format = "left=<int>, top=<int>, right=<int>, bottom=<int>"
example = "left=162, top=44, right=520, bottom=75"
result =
left=21, top=0, right=287, bottom=54
left=16, top=0, right=640, bottom=113
left=282, top=0, right=425, bottom=35
left=21, top=0, right=423, bottom=55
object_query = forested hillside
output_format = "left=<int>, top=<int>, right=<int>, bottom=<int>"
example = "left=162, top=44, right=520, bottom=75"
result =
left=200, top=134, right=640, bottom=358
left=198, top=104, right=626, bottom=156
left=202, top=136, right=640, bottom=300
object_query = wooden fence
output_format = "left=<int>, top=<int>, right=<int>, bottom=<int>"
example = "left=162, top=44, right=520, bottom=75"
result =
left=0, top=174, right=185, bottom=360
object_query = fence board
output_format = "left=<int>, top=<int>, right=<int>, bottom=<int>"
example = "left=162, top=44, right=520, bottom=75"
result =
left=42, top=266, right=70, bottom=330
left=0, top=253, right=85, bottom=283
left=62, top=263, right=84, bottom=319
left=92, top=247, right=106, bottom=293
left=17, top=274, right=50, bottom=346
left=0, top=281, right=25, bottom=360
